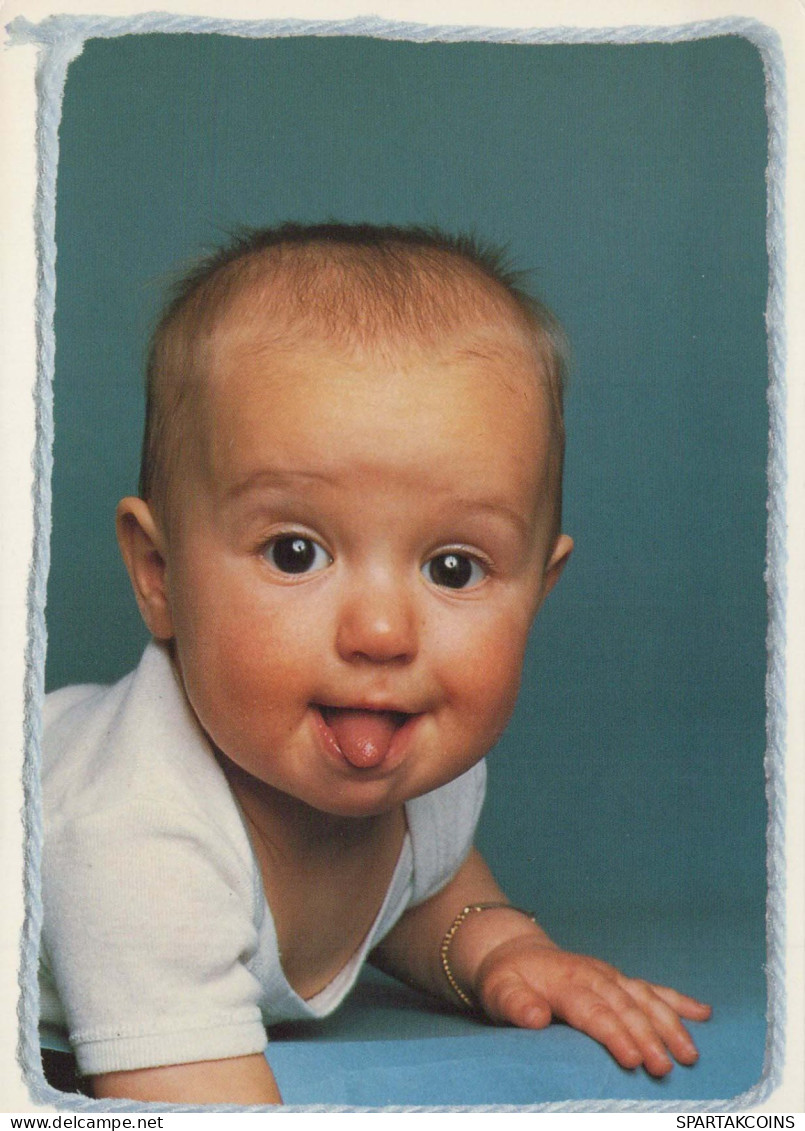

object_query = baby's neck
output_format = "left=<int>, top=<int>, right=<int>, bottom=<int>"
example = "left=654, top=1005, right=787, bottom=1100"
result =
left=217, top=754, right=408, bottom=999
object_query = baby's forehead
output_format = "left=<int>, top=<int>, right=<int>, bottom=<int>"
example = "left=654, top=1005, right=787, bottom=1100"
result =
left=179, top=254, right=560, bottom=477
left=192, top=318, right=554, bottom=496
left=201, top=315, right=547, bottom=431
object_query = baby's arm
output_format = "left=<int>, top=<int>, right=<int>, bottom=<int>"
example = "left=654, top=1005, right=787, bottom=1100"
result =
left=91, top=1053, right=281, bottom=1104
left=371, top=847, right=711, bottom=1077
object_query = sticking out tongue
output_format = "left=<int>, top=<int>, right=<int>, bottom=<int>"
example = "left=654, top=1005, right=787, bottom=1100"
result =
left=321, top=708, right=405, bottom=768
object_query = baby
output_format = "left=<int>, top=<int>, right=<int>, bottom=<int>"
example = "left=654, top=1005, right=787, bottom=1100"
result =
left=39, top=222, right=710, bottom=1104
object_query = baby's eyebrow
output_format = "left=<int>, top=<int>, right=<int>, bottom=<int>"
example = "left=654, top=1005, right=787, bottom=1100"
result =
left=224, top=467, right=333, bottom=500
left=223, top=468, right=538, bottom=542
left=450, top=500, right=533, bottom=541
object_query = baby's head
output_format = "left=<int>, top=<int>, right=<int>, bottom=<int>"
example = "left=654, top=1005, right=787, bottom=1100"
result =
left=118, top=223, right=574, bottom=816
left=140, top=223, right=568, bottom=535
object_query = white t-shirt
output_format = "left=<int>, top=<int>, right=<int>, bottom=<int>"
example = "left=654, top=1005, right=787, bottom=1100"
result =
left=39, top=641, right=486, bottom=1076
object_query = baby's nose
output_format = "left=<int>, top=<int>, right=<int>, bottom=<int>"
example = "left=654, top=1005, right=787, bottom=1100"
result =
left=335, top=575, right=418, bottom=664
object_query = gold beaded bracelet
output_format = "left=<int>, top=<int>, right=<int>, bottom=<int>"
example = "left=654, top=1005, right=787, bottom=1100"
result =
left=439, top=902, right=537, bottom=1010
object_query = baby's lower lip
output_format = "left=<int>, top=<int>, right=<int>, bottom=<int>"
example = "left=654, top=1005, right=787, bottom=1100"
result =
left=314, top=705, right=414, bottom=770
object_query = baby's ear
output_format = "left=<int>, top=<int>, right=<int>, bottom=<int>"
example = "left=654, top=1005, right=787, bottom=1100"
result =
left=542, top=533, right=574, bottom=600
left=116, top=497, right=175, bottom=640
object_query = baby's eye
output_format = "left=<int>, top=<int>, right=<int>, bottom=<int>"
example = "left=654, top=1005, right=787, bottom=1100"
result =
left=263, top=535, right=332, bottom=576
left=423, top=552, right=487, bottom=591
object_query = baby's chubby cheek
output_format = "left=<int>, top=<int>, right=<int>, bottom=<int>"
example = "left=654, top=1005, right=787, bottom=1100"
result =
left=443, top=621, right=530, bottom=748
left=171, top=630, right=276, bottom=727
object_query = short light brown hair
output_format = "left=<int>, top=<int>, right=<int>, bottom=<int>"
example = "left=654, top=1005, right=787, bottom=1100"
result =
left=140, top=222, right=569, bottom=528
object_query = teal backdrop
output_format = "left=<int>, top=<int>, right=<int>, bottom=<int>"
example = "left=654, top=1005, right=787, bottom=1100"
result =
left=47, top=31, right=769, bottom=1042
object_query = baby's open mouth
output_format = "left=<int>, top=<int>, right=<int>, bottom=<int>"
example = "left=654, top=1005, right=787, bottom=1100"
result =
left=318, top=706, right=410, bottom=769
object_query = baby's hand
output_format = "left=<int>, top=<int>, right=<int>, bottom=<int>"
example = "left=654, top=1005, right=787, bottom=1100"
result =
left=473, top=937, right=711, bottom=1076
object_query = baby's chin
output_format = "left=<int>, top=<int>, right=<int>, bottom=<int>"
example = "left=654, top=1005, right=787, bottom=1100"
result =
left=273, top=782, right=413, bottom=826
left=215, top=746, right=410, bottom=823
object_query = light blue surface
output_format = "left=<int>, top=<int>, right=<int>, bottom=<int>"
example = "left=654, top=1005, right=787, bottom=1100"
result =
left=269, top=1023, right=763, bottom=1106
left=39, top=903, right=766, bottom=1105
left=264, top=907, right=766, bottom=1105
left=266, top=965, right=764, bottom=1106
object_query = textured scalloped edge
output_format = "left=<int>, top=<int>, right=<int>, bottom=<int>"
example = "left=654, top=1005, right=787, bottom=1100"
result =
left=5, top=11, right=787, bottom=1114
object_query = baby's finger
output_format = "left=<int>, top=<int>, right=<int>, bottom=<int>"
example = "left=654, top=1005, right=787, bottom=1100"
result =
left=563, top=974, right=702, bottom=1076
left=557, top=990, right=649, bottom=1072
left=479, top=968, right=553, bottom=1030
left=643, top=982, right=712, bottom=1021
left=620, top=980, right=703, bottom=1067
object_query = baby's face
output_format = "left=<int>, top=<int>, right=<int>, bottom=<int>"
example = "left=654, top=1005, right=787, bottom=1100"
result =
left=153, top=321, right=571, bottom=818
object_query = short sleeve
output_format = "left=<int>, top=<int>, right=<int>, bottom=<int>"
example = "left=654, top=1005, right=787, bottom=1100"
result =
left=406, top=759, right=487, bottom=906
left=42, top=801, right=268, bottom=1075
